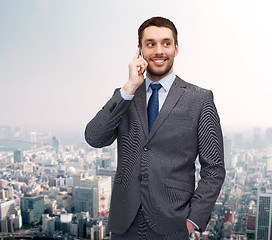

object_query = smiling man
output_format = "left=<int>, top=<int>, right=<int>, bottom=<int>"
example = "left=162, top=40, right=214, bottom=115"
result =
left=85, top=17, right=225, bottom=240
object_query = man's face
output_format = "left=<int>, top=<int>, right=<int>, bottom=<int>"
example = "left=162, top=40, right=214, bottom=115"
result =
left=141, top=26, right=179, bottom=81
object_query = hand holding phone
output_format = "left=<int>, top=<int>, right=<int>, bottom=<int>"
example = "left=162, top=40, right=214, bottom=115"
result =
left=123, top=48, right=148, bottom=95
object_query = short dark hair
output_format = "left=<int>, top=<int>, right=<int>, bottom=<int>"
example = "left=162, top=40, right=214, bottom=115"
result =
left=138, top=16, right=178, bottom=47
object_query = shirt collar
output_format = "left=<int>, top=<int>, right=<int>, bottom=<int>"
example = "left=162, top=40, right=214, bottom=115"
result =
left=145, top=72, right=176, bottom=92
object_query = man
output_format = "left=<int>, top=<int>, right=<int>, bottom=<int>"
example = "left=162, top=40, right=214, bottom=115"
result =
left=85, top=17, right=225, bottom=239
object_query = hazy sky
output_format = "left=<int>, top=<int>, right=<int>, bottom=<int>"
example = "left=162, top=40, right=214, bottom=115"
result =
left=1, top=0, right=271, bottom=141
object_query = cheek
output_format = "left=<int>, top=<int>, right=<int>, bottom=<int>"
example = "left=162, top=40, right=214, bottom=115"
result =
left=169, top=50, right=177, bottom=59
left=163, top=48, right=175, bottom=57
left=143, top=51, right=152, bottom=59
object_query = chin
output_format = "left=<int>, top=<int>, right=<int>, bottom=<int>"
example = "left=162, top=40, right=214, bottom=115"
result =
left=148, top=67, right=171, bottom=78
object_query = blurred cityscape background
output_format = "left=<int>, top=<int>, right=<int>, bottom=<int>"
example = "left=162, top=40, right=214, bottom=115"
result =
left=0, top=125, right=272, bottom=239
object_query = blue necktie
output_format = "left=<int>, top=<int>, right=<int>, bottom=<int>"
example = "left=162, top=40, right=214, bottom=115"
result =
left=148, top=83, right=162, bottom=132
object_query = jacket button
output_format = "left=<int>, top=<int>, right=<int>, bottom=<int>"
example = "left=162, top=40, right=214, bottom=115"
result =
left=143, top=147, right=149, bottom=152
left=138, top=174, right=143, bottom=181
left=143, top=173, right=148, bottom=179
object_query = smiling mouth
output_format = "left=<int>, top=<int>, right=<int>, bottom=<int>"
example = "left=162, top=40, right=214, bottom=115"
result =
left=153, top=60, right=164, bottom=63
left=152, top=58, right=167, bottom=65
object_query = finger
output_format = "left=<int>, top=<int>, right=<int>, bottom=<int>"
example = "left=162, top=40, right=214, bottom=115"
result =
left=142, top=58, right=148, bottom=68
left=137, top=64, right=145, bottom=72
left=137, top=64, right=146, bottom=73
left=137, top=63, right=146, bottom=74
left=133, top=49, right=140, bottom=60
left=140, top=65, right=147, bottom=74
left=135, top=58, right=144, bottom=71
left=140, top=59, right=148, bottom=73
left=136, top=58, right=146, bottom=66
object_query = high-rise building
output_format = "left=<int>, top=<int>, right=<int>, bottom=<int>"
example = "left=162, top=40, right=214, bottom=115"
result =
left=78, top=214, right=88, bottom=238
left=0, top=189, right=8, bottom=199
left=73, top=186, right=97, bottom=218
left=256, top=192, right=272, bottom=239
left=41, top=214, right=56, bottom=235
left=91, top=221, right=106, bottom=240
left=73, top=174, right=81, bottom=188
left=52, top=136, right=59, bottom=153
left=247, top=214, right=256, bottom=239
left=60, top=213, right=72, bottom=234
left=30, top=131, right=37, bottom=149
left=70, top=220, right=78, bottom=236
left=0, top=199, right=16, bottom=220
left=266, top=128, right=272, bottom=145
left=0, top=207, right=22, bottom=232
left=0, top=179, right=7, bottom=189
left=20, top=194, right=44, bottom=224
left=233, top=133, right=244, bottom=149
left=111, top=147, right=117, bottom=168
left=74, top=176, right=111, bottom=217
left=96, top=157, right=111, bottom=169
left=96, top=168, right=116, bottom=190
left=0, top=218, right=8, bottom=232
left=224, top=136, right=232, bottom=169
left=266, top=155, right=272, bottom=173
left=253, top=128, right=263, bottom=150
left=14, top=149, right=23, bottom=163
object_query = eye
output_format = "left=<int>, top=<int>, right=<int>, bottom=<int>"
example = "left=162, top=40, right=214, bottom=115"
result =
left=164, top=42, right=170, bottom=47
left=147, top=43, right=154, bottom=47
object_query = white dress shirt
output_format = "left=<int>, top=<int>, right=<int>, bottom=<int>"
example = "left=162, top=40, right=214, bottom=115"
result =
left=120, top=72, right=176, bottom=111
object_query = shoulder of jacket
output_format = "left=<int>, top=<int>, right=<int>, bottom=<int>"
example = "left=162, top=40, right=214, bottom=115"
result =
left=175, top=76, right=212, bottom=95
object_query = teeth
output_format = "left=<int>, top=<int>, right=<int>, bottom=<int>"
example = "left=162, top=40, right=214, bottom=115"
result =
left=154, top=60, right=164, bottom=63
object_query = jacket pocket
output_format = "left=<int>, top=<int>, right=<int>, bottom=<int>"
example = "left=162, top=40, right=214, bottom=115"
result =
left=164, top=178, right=194, bottom=194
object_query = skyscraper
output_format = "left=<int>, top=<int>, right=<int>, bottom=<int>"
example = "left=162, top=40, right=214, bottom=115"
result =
left=74, top=176, right=111, bottom=217
left=0, top=199, right=16, bottom=220
left=266, top=128, right=272, bottom=145
left=253, top=127, right=263, bottom=150
left=73, top=174, right=81, bottom=188
left=20, top=194, right=44, bottom=224
left=30, top=131, right=37, bottom=149
left=96, top=168, right=116, bottom=190
left=224, top=136, right=232, bottom=169
left=52, top=136, right=59, bottom=153
left=73, top=186, right=97, bottom=217
left=256, top=192, right=272, bottom=239
left=14, top=148, right=23, bottom=163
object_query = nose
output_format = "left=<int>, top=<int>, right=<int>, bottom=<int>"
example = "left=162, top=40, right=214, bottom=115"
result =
left=154, top=44, right=163, bottom=55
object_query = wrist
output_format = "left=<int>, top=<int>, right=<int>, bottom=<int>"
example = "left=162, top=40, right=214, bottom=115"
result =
left=123, top=81, right=140, bottom=95
left=186, top=219, right=196, bottom=234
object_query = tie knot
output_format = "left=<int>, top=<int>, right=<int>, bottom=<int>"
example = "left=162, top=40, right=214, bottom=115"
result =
left=150, top=83, right=162, bottom=91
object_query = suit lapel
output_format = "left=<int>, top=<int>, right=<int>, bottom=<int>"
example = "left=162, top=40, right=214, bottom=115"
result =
left=146, top=76, right=187, bottom=142
left=134, top=82, right=149, bottom=138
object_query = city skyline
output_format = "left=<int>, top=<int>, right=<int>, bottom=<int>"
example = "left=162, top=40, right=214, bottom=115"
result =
left=1, top=120, right=272, bottom=238
left=1, top=0, right=272, bottom=141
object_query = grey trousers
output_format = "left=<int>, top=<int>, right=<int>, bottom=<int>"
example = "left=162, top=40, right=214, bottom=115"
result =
left=111, top=208, right=189, bottom=240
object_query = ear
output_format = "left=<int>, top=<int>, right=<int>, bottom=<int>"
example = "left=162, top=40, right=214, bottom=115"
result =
left=174, top=42, right=179, bottom=57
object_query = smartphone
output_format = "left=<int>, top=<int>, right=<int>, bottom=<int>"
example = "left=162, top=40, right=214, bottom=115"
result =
left=137, top=48, right=143, bottom=72
left=139, top=47, right=143, bottom=58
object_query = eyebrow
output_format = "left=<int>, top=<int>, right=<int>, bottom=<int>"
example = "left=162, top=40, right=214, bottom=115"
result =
left=144, top=38, right=172, bottom=42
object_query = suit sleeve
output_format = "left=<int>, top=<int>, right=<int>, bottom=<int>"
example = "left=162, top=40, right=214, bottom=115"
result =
left=84, top=88, right=132, bottom=148
left=187, top=90, right=226, bottom=231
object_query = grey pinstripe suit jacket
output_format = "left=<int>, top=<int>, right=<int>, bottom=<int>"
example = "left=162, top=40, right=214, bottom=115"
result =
left=85, top=76, right=225, bottom=235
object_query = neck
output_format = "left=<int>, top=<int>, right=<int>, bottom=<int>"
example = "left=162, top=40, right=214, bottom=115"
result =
left=146, top=69, right=173, bottom=82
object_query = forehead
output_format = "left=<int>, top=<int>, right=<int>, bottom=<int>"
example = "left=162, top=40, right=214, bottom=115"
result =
left=142, top=26, right=174, bottom=42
